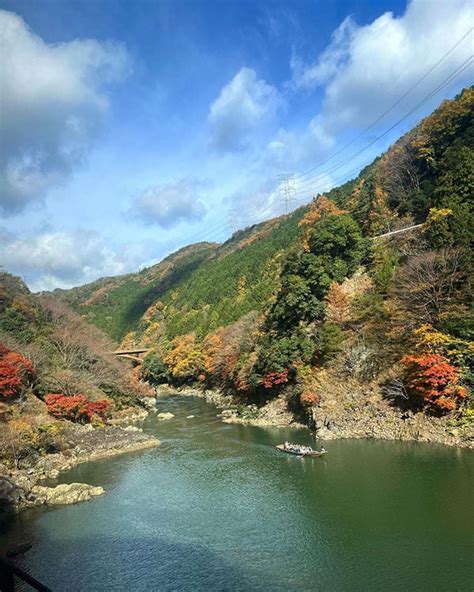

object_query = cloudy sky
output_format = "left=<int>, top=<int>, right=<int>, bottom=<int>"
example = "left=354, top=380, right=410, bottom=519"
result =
left=0, top=0, right=472, bottom=291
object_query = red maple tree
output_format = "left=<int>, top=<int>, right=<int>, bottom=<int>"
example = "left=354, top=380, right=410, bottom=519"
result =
left=401, top=353, right=467, bottom=412
left=261, top=369, right=289, bottom=389
left=45, top=394, right=110, bottom=423
left=0, top=343, right=35, bottom=399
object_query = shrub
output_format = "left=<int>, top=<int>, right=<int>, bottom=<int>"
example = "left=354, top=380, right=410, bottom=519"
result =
left=44, top=394, right=110, bottom=423
left=300, top=391, right=320, bottom=407
left=261, top=369, right=289, bottom=389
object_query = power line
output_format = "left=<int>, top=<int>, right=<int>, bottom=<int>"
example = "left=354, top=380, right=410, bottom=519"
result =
left=295, top=27, right=473, bottom=183
left=292, top=55, right=473, bottom=196
left=156, top=55, right=473, bottom=254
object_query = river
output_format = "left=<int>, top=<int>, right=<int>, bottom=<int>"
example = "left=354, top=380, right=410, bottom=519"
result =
left=1, top=394, right=473, bottom=591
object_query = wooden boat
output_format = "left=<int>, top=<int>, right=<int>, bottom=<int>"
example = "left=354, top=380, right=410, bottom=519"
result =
left=276, top=444, right=327, bottom=457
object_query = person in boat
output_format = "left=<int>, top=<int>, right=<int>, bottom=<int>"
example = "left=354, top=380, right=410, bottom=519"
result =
left=320, top=446, right=326, bottom=453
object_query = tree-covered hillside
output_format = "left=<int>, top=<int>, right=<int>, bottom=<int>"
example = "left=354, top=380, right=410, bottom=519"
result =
left=0, top=271, right=155, bottom=468
left=57, top=88, right=473, bottom=429
left=58, top=211, right=307, bottom=342
left=55, top=242, right=218, bottom=341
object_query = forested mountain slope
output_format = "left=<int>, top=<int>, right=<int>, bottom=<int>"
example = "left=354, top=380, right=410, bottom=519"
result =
left=54, top=242, right=219, bottom=341
left=57, top=211, right=306, bottom=341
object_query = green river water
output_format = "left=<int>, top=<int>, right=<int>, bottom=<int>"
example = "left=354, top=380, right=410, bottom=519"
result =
left=1, top=394, right=473, bottom=591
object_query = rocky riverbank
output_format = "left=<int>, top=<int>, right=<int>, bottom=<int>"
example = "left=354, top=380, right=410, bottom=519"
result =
left=0, top=423, right=160, bottom=512
left=158, top=383, right=474, bottom=449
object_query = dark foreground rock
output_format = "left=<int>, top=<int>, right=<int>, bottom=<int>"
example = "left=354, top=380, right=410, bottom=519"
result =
left=0, top=475, right=19, bottom=509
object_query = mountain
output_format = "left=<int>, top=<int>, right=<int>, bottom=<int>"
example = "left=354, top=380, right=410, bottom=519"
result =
left=40, top=88, right=474, bottom=432
left=59, top=88, right=472, bottom=330
left=56, top=211, right=306, bottom=342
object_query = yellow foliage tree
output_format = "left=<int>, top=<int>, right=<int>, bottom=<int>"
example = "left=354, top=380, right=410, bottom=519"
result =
left=202, top=329, right=224, bottom=376
left=165, top=333, right=204, bottom=380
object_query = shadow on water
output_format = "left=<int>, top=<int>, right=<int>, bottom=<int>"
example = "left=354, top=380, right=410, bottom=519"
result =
left=7, top=535, right=266, bottom=592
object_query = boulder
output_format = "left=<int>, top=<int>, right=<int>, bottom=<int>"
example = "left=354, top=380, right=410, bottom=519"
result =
left=142, top=397, right=157, bottom=409
left=157, top=412, right=175, bottom=420
left=0, top=475, right=20, bottom=508
left=31, top=483, right=104, bottom=505
left=186, top=415, right=195, bottom=419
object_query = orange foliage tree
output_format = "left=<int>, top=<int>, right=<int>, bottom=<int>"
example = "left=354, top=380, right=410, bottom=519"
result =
left=400, top=353, right=467, bottom=412
left=202, top=329, right=224, bottom=377
left=0, top=343, right=35, bottom=399
left=299, top=391, right=320, bottom=408
left=325, top=281, right=351, bottom=325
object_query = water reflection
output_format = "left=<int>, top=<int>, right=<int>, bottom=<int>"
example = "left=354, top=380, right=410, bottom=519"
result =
left=1, top=395, right=473, bottom=592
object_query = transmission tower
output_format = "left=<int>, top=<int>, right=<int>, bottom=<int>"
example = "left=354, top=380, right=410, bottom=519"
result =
left=278, top=173, right=296, bottom=213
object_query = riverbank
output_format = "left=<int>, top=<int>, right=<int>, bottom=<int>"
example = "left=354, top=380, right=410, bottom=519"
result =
left=159, top=382, right=474, bottom=449
left=0, top=423, right=160, bottom=512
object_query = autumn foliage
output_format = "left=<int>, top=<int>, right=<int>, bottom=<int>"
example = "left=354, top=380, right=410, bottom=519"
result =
left=261, top=369, right=289, bottom=389
left=44, top=394, right=110, bottom=423
left=325, top=282, right=351, bottom=325
left=165, top=333, right=204, bottom=381
left=299, top=391, right=320, bottom=408
left=0, top=343, right=35, bottom=399
left=299, top=196, right=346, bottom=251
left=401, top=354, right=467, bottom=412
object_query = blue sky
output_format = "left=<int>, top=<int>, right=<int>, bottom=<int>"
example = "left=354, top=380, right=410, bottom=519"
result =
left=0, top=0, right=472, bottom=291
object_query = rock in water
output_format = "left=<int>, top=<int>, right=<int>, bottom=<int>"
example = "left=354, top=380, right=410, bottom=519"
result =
left=31, top=483, right=104, bottom=505
left=157, top=412, right=175, bottom=420
left=186, top=415, right=195, bottom=419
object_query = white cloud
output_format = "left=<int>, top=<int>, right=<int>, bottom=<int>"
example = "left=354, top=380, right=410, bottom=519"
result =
left=130, top=179, right=207, bottom=227
left=0, top=228, right=152, bottom=291
left=292, top=0, right=473, bottom=139
left=262, top=127, right=334, bottom=172
left=291, top=16, right=356, bottom=89
left=208, top=67, right=282, bottom=151
left=0, top=10, right=131, bottom=215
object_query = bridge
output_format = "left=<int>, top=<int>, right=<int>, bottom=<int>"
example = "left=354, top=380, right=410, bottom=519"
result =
left=372, top=223, right=423, bottom=240
left=111, top=348, right=150, bottom=363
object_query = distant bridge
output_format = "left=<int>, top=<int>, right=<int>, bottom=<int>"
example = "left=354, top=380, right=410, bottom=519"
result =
left=372, top=223, right=423, bottom=240
left=111, top=348, right=149, bottom=363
